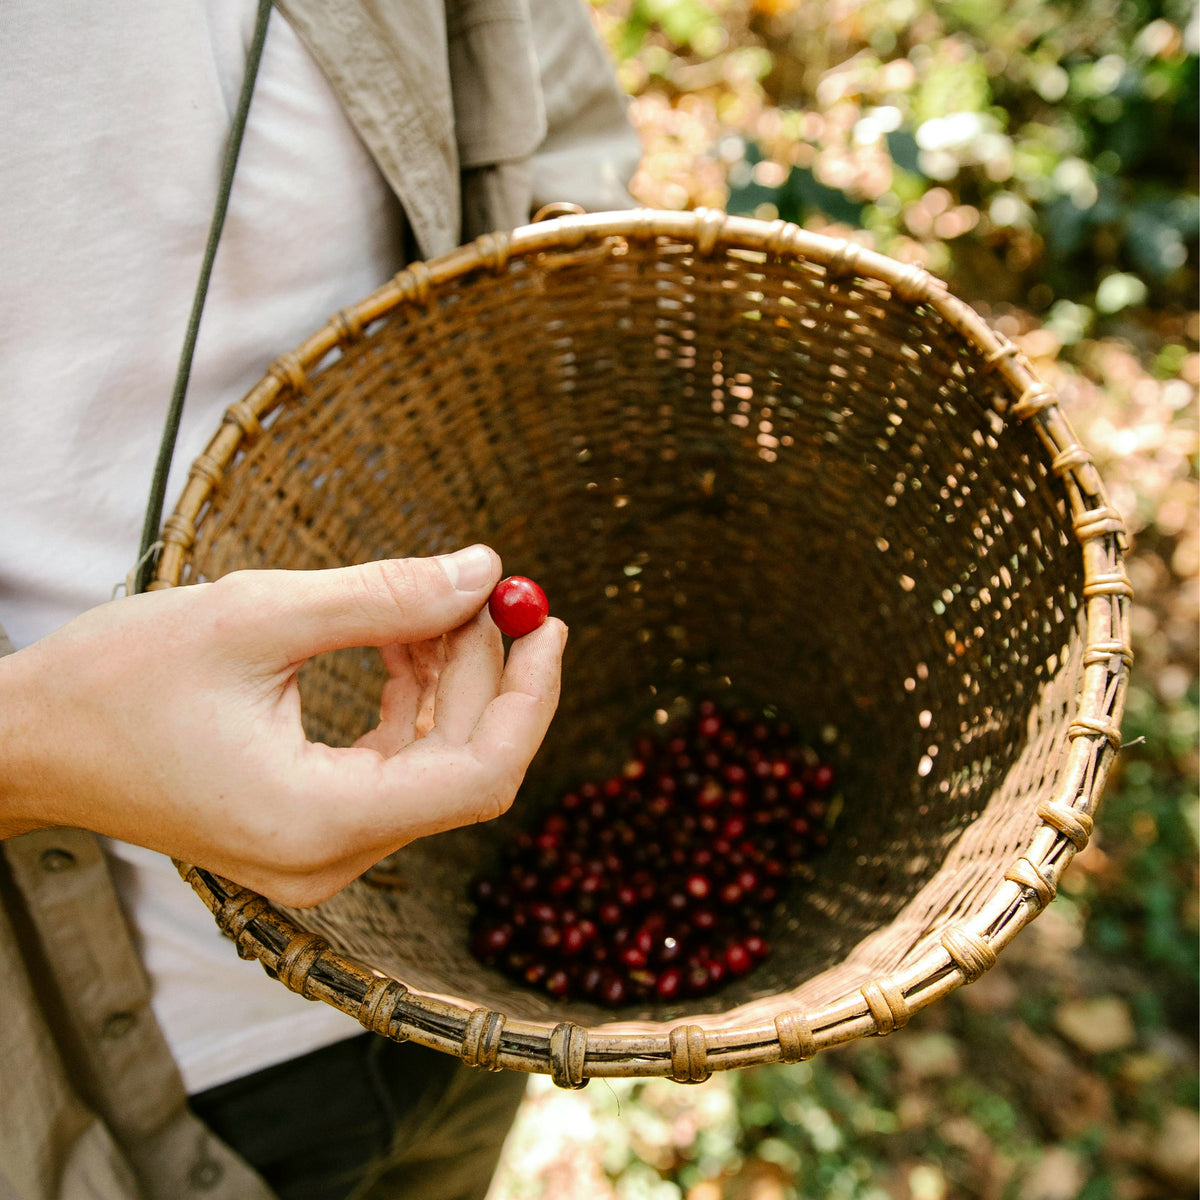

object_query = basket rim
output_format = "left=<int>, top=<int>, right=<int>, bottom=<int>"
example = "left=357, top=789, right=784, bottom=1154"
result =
left=156, top=207, right=1132, bottom=1087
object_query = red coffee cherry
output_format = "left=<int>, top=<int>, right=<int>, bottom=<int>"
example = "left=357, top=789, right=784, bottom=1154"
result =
left=468, top=698, right=837, bottom=1007
left=488, top=575, right=550, bottom=638
left=725, top=943, right=753, bottom=976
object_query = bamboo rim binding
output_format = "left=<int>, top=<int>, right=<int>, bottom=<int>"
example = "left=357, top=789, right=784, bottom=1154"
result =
left=155, top=208, right=1131, bottom=1086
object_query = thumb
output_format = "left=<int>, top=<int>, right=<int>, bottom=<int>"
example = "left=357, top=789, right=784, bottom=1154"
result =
left=216, top=545, right=502, bottom=664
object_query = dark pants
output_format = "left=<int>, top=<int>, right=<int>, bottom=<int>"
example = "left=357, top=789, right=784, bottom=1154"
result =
left=190, top=1034, right=529, bottom=1200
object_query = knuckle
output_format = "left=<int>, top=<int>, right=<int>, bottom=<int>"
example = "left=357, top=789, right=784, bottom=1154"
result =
left=361, top=558, right=428, bottom=614
left=208, top=569, right=270, bottom=612
left=473, top=758, right=526, bottom=825
left=487, top=785, right=520, bottom=823
left=202, top=570, right=277, bottom=643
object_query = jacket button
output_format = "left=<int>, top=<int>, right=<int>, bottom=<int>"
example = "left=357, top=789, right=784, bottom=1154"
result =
left=188, top=1158, right=224, bottom=1190
left=39, top=848, right=77, bottom=872
left=101, top=1011, right=138, bottom=1040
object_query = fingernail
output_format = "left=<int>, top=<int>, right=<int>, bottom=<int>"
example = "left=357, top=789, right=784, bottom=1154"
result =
left=436, top=545, right=495, bottom=591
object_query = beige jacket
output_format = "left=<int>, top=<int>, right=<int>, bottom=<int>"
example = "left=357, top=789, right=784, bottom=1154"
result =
left=0, top=3, right=639, bottom=1197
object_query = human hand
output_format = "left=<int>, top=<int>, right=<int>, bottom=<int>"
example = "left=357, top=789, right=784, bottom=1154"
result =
left=0, top=545, right=566, bottom=906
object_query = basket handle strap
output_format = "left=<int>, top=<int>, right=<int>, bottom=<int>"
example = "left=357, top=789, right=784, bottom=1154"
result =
left=132, top=0, right=273, bottom=594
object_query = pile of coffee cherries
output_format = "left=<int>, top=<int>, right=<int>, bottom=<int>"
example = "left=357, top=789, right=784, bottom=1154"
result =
left=468, top=700, right=836, bottom=1007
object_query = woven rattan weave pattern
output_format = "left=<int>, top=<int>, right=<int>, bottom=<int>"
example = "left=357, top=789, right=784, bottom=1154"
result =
left=154, top=209, right=1130, bottom=1085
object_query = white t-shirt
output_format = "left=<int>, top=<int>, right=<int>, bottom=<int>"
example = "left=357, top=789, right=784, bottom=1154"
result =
left=1, top=2, right=408, bottom=1092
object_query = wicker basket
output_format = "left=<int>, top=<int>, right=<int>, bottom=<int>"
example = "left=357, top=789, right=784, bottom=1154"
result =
left=153, top=207, right=1131, bottom=1088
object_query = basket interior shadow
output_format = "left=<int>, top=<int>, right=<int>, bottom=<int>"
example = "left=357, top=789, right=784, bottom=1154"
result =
left=157, top=211, right=1130, bottom=1085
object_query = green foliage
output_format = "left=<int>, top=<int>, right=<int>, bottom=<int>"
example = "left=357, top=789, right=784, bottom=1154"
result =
left=603, top=0, right=1197, bottom=319
left=727, top=142, right=866, bottom=226
left=1077, top=681, right=1200, bottom=1010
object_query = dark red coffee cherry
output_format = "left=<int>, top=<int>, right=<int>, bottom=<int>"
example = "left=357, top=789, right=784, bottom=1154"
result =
left=725, top=943, right=753, bottom=976
left=467, top=698, right=837, bottom=1006
left=657, top=967, right=684, bottom=1000
left=812, top=763, right=837, bottom=792
left=488, top=576, right=550, bottom=638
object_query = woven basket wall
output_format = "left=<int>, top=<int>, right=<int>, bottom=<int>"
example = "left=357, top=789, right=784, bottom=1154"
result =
left=153, top=208, right=1131, bottom=1088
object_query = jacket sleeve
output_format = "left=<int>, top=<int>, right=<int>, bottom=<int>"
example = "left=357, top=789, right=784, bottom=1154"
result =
left=526, top=0, right=643, bottom=213
left=459, top=0, right=643, bottom=239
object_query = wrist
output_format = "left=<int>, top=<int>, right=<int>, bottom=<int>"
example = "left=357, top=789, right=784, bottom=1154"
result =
left=0, top=642, right=70, bottom=837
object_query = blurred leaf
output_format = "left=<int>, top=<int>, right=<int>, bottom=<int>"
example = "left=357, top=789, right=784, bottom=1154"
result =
left=726, top=148, right=866, bottom=227
left=616, top=2, right=653, bottom=60
left=885, top=128, right=925, bottom=178
left=1045, top=299, right=1095, bottom=343
left=637, top=0, right=718, bottom=50
left=1095, top=270, right=1149, bottom=312
left=1043, top=194, right=1095, bottom=258
left=1076, top=1174, right=1118, bottom=1200
left=1089, top=913, right=1129, bottom=953
left=1126, top=203, right=1195, bottom=278
left=783, top=166, right=866, bottom=226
